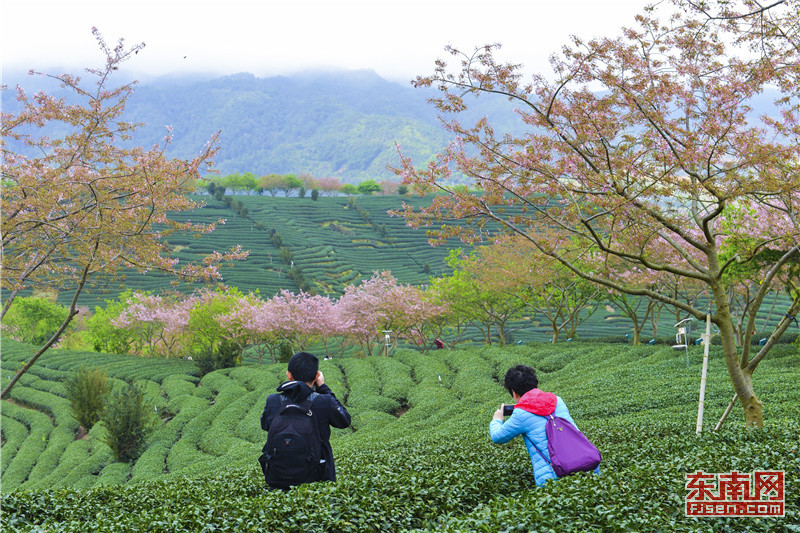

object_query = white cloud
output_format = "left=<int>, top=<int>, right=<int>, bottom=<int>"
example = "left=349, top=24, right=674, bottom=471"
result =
left=2, top=0, right=647, bottom=82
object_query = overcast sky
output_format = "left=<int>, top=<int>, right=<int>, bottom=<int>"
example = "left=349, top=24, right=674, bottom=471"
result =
left=2, top=0, right=648, bottom=83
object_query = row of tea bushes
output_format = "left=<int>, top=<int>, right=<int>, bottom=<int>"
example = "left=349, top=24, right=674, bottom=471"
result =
left=2, top=339, right=797, bottom=530
left=4, top=417, right=796, bottom=531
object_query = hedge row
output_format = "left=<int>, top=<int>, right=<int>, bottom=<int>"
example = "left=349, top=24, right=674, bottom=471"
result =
left=1, top=340, right=798, bottom=531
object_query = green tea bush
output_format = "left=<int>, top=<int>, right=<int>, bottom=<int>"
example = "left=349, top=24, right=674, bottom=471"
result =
left=95, top=461, right=131, bottom=487
left=100, top=382, right=157, bottom=462
left=318, top=359, right=347, bottom=400
left=161, top=374, right=198, bottom=402
left=23, top=420, right=77, bottom=491
left=64, top=366, right=110, bottom=430
left=227, top=365, right=277, bottom=392
left=0, top=404, right=52, bottom=491
left=197, top=385, right=253, bottom=456
left=371, top=357, right=414, bottom=403
left=2, top=341, right=798, bottom=531
left=37, top=438, right=93, bottom=489
left=0, top=416, right=27, bottom=471
left=139, top=395, right=207, bottom=479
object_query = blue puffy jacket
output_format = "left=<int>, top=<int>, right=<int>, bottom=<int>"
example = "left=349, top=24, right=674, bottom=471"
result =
left=489, top=388, right=599, bottom=486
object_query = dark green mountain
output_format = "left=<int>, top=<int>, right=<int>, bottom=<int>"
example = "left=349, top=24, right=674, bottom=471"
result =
left=124, top=70, right=455, bottom=179
left=4, top=68, right=785, bottom=182
left=2, top=68, right=521, bottom=181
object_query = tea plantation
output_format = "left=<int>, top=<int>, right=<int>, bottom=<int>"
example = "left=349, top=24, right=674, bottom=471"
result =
left=81, top=194, right=466, bottom=306
left=1, top=338, right=798, bottom=531
left=32, top=192, right=792, bottom=344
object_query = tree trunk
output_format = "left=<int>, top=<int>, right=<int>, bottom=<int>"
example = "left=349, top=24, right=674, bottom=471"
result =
left=1, top=308, right=80, bottom=399
left=1, top=260, right=91, bottom=400
left=738, top=373, right=763, bottom=429
left=496, top=321, right=507, bottom=346
left=650, top=303, right=662, bottom=339
left=714, top=290, right=763, bottom=428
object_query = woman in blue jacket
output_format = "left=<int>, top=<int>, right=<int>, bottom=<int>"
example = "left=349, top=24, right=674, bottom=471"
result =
left=489, top=364, right=599, bottom=486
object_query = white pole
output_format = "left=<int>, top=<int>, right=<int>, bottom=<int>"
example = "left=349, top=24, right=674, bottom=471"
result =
left=696, top=314, right=712, bottom=435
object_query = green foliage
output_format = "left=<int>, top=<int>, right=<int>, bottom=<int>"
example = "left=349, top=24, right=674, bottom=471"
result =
left=1, top=296, right=69, bottom=345
left=194, top=339, right=242, bottom=377
left=217, top=172, right=257, bottom=193
left=187, top=287, right=244, bottom=356
left=100, top=382, right=156, bottom=463
left=357, top=179, right=382, bottom=195
left=63, top=366, right=110, bottom=430
left=2, top=336, right=798, bottom=531
left=280, top=246, right=294, bottom=264
left=311, top=188, right=319, bottom=201
left=87, top=291, right=136, bottom=354
left=278, top=342, right=293, bottom=364
left=285, top=174, right=302, bottom=192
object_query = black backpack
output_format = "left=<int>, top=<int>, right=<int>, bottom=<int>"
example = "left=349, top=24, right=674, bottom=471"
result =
left=259, top=392, right=323, bottom=490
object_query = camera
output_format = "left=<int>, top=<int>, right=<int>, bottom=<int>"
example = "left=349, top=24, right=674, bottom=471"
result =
left=502, top=404, right=515, bottom=417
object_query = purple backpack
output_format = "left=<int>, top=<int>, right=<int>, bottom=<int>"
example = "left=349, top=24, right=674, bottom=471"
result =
left=525, top=414, right=601, bottom=477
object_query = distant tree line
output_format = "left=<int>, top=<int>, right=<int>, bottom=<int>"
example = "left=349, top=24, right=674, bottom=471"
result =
left=202, top=172, right=408, bottom=198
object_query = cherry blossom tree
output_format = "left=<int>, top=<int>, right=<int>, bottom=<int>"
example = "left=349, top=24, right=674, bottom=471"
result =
left=338, top=271, right=447, bottom=355
left=258, top=174, right=287, bottom=197
left=373, top=276, right=449, bottom=353
left=316, top=176, right=343, bottom=196
left=267, top=290, right=343, bottom=353
left=1, top=31, right=247, bottom=398
left=394, top=0, right=800, bottom=427
left=112, top=291, right=197, bottom=357
left=220, top=295, right=279, bottom=364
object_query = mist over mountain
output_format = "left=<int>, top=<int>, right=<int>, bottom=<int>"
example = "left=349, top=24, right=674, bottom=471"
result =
left=3, top=68, right=785, bottom=181
left=2, top=68, right=462, bottom=181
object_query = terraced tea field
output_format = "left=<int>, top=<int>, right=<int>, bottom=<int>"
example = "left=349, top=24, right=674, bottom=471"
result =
left=36, top=193, right=792, bottom=343
left=96, top=195, right=464, bottom=305
left=2, top=338, right=797, bottom=531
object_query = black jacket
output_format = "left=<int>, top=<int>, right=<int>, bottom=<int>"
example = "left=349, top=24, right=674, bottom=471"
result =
left=260, top=380, right=351, bottom=481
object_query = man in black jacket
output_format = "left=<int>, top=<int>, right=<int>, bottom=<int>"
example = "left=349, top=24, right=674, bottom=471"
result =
left=260, top=351, right=351, bottom=484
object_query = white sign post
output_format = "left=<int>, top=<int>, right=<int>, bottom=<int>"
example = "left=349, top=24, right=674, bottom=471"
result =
left=383, top=330, right=392, bottom=357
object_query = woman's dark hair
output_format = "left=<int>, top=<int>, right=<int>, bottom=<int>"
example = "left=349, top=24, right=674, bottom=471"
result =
left=287, top=352, right=319, bottom=383
left=503, top=365, right=538, bottom=396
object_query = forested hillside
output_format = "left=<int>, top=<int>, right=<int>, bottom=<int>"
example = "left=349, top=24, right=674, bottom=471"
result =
left=4, top=68, right=779, bottom=181
left=2, top=69, right=519, bottom=180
